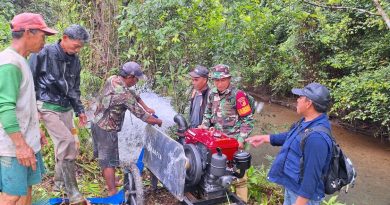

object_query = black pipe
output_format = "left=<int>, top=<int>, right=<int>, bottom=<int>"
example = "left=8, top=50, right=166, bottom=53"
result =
left=174, top=114, right=188, bottom=134
left=234, top=169, right=246, bottom=178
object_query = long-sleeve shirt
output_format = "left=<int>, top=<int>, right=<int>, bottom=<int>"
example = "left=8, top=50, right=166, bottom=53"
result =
left=0, top=48, right=41, bottom=156
left=0, top=64, right=22, bottom=134
left=201, top=85, right=254, bottom=142
left=94, top=75, right=150, bottom=132
left=268, top=114, right=332, bottom=200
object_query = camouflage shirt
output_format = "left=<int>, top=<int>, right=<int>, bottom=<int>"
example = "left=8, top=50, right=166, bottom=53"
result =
left=94, top=75, right=150, bottom=132
left=201, top=85, right=254, bottom=142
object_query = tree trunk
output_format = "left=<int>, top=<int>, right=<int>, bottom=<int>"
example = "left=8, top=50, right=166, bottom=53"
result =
left=372, top=0, right=390, bottom=30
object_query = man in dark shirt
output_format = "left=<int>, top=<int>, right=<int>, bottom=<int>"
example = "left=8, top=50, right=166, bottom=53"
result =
left=29, top=24, right=90, bottom=204
left=189, top=65, right=210, bottom=128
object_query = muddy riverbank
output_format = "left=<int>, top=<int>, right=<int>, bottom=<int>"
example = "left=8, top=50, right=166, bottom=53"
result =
left=250, top=102, right=390, bottom=205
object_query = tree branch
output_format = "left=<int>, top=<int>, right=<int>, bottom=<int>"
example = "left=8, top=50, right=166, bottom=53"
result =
left=302, top=0, right=379, bottom=16
left=372, top=0, right=390, bottom=30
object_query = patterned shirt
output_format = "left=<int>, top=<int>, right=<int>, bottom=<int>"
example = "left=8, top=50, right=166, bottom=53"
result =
left=94, top=75, right=150, bottom=132
left=201, top=85, right=254, bottom=142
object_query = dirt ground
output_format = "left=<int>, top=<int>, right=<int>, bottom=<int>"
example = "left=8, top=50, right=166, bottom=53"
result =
left=250, top=102, right=390, bottom=205
left=144, top=186, right=180, bottom=205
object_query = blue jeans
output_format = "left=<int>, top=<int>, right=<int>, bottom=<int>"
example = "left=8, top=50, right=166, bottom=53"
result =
left=283, top=188, right=322, bottom=205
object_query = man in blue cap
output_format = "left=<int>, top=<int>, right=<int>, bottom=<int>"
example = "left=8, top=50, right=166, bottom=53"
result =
left=246, top=83, right=333, bottom=205
left=92, top=61, right=161, bottom=196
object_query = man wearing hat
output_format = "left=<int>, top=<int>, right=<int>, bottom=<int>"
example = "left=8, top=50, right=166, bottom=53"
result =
left=92, top=61, right=162, bottom=196
left=0, top=13, right=57, bottom=204
left=246, top=83, right=333, bottom=205
left=200, top=64, right=254, bottom=202
left=188, top=65, right=210, bottom=128
left=28, top=24, right=91, bottom=204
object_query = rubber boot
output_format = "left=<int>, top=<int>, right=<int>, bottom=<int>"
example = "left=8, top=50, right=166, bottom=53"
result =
left=60, top=160, right=87, bottom=204
left=53, top=163, right=64, bottom=192
left=234, top=174, right=248, bottom=203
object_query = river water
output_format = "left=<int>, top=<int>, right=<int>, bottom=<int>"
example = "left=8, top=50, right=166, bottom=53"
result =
left=117, top=92, right=178, bottom=164
left=251, top=102, right=390, bottom=205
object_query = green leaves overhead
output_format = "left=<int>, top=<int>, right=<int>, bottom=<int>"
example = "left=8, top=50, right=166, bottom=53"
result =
left=116, top=0, right=389, bottom=134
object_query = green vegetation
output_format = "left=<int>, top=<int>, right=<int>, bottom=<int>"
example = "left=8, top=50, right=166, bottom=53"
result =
left=247, top=158, right=284, bottom=204
left=116, top=0, right=390, bottom=136
left=1, top=0, right=388, bottom=135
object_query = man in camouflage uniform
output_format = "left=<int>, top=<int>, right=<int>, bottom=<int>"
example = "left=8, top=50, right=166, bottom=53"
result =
left=200, top=64, right=254, bottom=202
left=92, top=61, right=162, bottom=196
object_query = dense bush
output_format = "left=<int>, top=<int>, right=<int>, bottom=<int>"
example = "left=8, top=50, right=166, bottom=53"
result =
left=329, top=66, right=390, bottom=136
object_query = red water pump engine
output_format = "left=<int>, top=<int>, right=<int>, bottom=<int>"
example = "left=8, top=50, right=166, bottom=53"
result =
left=174, top=115, right=251, bottom=200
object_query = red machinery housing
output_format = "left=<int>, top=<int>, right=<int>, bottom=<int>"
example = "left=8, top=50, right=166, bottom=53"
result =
left=184, top=128, right=238, bottom=161
left=174, top=114, right=251, bottom=204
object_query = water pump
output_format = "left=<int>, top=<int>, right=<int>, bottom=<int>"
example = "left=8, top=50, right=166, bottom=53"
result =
left=174, top=114, right=251, bottom=203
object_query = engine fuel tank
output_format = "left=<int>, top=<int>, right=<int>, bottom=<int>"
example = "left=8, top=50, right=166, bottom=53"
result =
left=184, top=128, right=239, bottom=161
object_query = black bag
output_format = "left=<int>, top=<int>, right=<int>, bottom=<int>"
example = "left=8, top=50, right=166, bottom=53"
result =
left=300, top=126, right=357, bottom=194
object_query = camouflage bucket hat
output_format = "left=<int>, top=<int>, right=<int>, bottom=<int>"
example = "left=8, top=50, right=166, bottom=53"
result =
left=211, top=64, right=231, bottom=79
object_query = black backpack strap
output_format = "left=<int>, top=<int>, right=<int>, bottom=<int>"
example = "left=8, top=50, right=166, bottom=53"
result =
left=299, top=125, right=333, bottom=182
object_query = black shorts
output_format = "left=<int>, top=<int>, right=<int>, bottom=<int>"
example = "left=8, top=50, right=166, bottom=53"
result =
left=91, top=123, right=120, bottom=168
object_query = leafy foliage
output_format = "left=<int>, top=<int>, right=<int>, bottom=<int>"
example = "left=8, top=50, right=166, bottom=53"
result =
left=117, top=0, right=390, bottom=135
left=247, top=158, right=284, bottom=204
left=80, top=69, right=104, bottom=99
left=0, top=0, right=15, bottom=50
left=328, top=66, right=390, bottom=136
left=322, top=195, right=346, bottom=205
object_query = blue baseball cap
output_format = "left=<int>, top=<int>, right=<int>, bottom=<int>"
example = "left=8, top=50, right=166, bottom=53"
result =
left=121, top=61, right=146, bottom=80
left=292, top=82, right=330, bottom=110
left=189, top=65, right=209, bottom=78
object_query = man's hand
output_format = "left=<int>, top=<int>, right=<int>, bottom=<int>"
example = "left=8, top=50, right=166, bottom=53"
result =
left=156, top=119, right=162, bottom=127
left=197, top=124, right=208, bottom=129
left=10, top=132, right=37, bottom=171
left=40, top=128, right=48, bottom=147
left=78, top=113, right=87, bottom=127
left=16, top=144, right=36, bottom=171
left=293, top=196, right=309, bottom=205
left=238, top=141, right=244, bottom=149
left=146, top=115, right=162, bottom=127
left=245, top=135, right=270, bottom=147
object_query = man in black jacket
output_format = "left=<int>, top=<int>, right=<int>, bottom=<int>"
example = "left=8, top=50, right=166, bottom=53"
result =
left=29, top=24, right=89, bottom=204
left=189, top=65, right=210, bottom=128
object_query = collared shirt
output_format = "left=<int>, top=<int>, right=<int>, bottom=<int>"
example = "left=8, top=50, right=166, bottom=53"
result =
left=94, top=75, right=150, bottom=132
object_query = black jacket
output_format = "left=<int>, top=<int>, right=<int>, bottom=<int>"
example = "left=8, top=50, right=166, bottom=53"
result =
left=189, top=86, right=210, bottom=128
left=29, top=41, right=84, bottom=115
